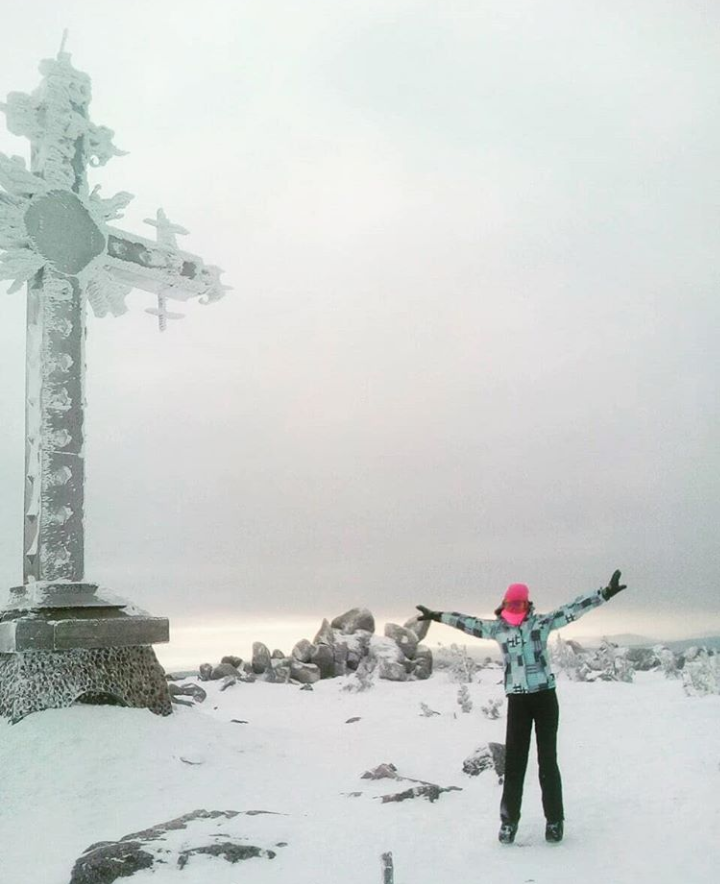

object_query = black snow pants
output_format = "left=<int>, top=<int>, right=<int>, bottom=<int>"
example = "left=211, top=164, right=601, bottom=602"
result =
left=500, top=688, right=564, bottom=824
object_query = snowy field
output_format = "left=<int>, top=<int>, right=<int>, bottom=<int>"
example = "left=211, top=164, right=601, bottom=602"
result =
left=0, top=670, right=717, bottom=884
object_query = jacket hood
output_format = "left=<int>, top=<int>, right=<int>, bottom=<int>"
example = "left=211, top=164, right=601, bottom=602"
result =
left=494, top=600, right=535, bottom=626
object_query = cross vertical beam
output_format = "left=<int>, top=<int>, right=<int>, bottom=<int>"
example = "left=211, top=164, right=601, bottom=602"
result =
left=20, top=49, right=93, bottom=584
left=24, top=269, right=86, bottom=582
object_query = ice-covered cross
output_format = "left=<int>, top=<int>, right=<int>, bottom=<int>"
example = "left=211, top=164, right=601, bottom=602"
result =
left=0, top=45, right=229, bottom=591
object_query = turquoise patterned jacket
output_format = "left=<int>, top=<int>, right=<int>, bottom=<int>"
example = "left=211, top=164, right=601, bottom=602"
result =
left=440, top=588, right=607, bottom=694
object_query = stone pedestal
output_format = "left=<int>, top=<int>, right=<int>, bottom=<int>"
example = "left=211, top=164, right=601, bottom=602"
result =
left=0, top=645, right=171, bottom=722
left=0, top=581, right=171, bottom=721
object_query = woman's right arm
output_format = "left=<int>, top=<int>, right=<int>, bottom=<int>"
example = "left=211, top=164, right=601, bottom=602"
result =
left=416, top=605, right=501, bottom=640
left=439, top=611, right=502, bottom=640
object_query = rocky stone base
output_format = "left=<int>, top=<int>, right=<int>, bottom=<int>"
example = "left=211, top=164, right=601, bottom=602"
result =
left=0, top=645, right=171, bottom=722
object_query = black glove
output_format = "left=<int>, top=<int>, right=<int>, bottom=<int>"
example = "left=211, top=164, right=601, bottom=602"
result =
left=416, top=604, right=442, bottom=622
left=602, top=570, right=627, bottom=600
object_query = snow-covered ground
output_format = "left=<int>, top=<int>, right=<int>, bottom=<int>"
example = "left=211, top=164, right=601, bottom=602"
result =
left=0, top=669, right=717, bottom=884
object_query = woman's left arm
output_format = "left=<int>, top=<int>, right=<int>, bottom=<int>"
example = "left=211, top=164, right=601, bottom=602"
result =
left=539, top=570, right=627, bottom=632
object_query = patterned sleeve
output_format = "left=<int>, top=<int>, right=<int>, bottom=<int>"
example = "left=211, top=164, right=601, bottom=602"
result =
left=439, top=612, right=502, bottom=640
left=537, top=588, right=606, bottom=632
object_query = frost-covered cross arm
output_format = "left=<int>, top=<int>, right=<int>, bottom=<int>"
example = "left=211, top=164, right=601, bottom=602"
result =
left=439, top=612, right=502, bottom=640
left=104, top=228, right=227, bottom=306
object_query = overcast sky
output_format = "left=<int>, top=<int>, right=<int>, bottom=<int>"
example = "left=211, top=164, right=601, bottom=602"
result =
left=1, top=0, right=718, bottom=652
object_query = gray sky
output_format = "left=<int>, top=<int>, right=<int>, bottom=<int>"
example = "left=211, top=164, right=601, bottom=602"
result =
left=1, top=0, right=718, bottom=646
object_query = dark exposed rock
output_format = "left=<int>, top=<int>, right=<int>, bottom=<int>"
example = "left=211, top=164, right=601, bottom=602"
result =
left=291, top=639, right=313, bottom=663
left=380, top=784, right=462, bottom=803
left=178, top=842, right=276, bottom=868
left=221, top=655, right=243, bottom=669
left=311, top=643, right=336, bottom=678
left=331, top=607, right=375, bottom=635
left=271, top=649, right=285, bottom=659
left=168, top=682, right=207, bottom=703
left=198, top=663, right=213, bottom=681
left=210, top=662, right=240, bottom=680
left=252, top=642, right=272, bottom=675
left=69, top=840, right=154, bottom=884
left=332, top=641, right=349, bottom=676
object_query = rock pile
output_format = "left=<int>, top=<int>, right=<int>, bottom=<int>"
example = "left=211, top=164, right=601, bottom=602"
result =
left=197, top=607, right=434, bottom=686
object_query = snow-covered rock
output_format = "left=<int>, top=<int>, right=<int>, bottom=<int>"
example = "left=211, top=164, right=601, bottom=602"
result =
left=404, top=613, right=430, bottom=642
left=313, top=618, right=335, bottom=646
left=290, top=661, right=321, bottom=684
left=414, top=645, right=434, bottom=680
left=384, top=622, right=419, bottom=659
left=331, top=607, right=375, bottom=635
left=68, top=809, right=281, bottom=883
left=462, top=742, right=505, bottom=781
left=370, top=637, right=411, bottom=681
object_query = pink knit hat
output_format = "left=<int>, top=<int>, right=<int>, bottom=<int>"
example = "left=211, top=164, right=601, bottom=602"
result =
left=501, top=583, right=530, bottom=626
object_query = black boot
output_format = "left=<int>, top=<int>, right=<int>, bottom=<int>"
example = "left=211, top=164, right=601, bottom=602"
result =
left=545, top=820, right=564, bottom=843
left=498, top=822, right=518, bottom=844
